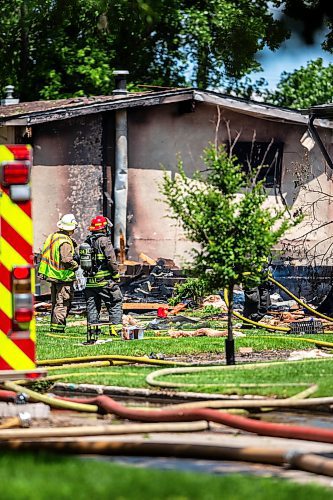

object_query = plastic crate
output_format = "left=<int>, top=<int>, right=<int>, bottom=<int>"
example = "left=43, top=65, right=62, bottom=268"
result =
left=289, top=320, right=323, bottom=335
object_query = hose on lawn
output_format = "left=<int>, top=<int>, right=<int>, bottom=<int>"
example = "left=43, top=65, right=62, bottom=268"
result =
left=250, top=334, right=333, bottom=349
left=144, top=361, right=332, bottom=391
left=47, top=394, right=333, bottom=444
left=224, top=289, right=333, bottom=343
left=3, top=381, right=98, bottom=413
left=36, top=355, right=189, bottom=368
left=268, top=275, right=333, bottom=323
left=5, top=381, right=333, bottom=444
left=162, top=384, right=318, bottom=410
left=224, top=275, right=333, bottom=332
left=0, top=421, right=208, bottom=439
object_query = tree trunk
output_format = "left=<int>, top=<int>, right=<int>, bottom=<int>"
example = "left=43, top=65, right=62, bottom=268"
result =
left=196, top=44, right=209, bottom=89
left=19, top=0, right=29, bottom=100
left=225, top=284, right=235, bottom=365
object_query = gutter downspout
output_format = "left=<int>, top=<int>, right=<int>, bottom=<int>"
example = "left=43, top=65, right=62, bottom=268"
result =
left=113, top=71, right=129, bottom=251
left=308, top=114, right=333, bottom=171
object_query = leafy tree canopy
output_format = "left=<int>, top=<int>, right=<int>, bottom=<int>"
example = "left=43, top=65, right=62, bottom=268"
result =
left=266, top=58, right=333, bottom=109
left=0, top=0, right=288, bottom=100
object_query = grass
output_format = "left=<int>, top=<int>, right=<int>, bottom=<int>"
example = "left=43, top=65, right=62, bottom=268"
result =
left=0, top=451, right=332, bottom=500
left=33, top=318, right=333, bottom=398
left=37, top=320, right=333, bottom=360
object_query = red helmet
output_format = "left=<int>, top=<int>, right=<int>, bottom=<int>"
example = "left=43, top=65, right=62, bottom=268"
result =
left=89, top=215, right=108, bottom=232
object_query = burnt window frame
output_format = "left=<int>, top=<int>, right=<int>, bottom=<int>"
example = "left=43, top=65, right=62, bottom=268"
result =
left=229, top=141, right=284, bottom=188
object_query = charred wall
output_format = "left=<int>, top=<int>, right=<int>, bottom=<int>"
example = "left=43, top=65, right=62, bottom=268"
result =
left=126, top=102, right=316, bottom=266
left=32, top=114, right=104, bottom=250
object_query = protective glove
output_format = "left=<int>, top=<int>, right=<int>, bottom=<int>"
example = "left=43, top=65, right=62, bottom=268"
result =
left=112, top=273, right=121, bottom=283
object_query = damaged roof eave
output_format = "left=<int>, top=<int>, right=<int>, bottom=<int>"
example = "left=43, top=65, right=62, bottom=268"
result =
left=193, top=91, right=309, bottom=126
left=306, top=104, right=333, bottom=120
left=1, top=87, right=332, bottom=128
left=0, top=90, right=195, bottom=126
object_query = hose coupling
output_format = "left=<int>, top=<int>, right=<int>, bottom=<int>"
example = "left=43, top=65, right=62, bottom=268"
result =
left=15, top=392, right=29, bottom=404
left=284, top=449, right=303, bottom=467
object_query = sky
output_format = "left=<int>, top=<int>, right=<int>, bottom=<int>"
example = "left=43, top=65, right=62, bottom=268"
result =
left=249, top=3, right=333, bottom=91
left=253, top=28, right=333, bottom=90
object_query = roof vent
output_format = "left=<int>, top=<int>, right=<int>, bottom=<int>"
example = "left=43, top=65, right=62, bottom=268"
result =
left=1, top=85, right=19, bottom=106
left=113, top=70, right=129, bottom=96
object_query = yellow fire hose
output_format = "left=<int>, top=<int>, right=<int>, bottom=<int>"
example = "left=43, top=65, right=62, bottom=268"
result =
left=224, top=285, right=333, bottom=342
left=163, top=384, right=318, bottom=410
left=4, top=381, right=98, bottom=413
left=223, top=288, right=290, bottom=332
left=268, top=275, right=333, bottom=323
left=43, top=361, right=128, bottom=371
left=0, top=421, right=209, bottom=440
left=250, top=334, right=333, bottom=348
left=16, top=370, right=139, bottom=385
left=145, top=358, right=333, bottom=391
left=37, top=355, right=190, bottom=368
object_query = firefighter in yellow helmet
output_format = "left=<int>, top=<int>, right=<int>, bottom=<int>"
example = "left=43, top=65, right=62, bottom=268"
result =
left=38, top=214, right=79, bottom=333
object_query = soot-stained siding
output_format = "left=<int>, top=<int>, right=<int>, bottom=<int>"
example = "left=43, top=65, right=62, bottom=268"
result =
left=33, top=115, right=103, bottom=165
left=31, top=114, right=104, bottom=249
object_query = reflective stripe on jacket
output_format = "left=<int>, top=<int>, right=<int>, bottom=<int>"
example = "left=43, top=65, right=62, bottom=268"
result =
left=38, top=232, right=76, bottom=282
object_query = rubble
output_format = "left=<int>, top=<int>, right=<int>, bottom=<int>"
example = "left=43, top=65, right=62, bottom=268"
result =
left=121, top=258, right=184, bottom=303
left=202, top=295, right=227, bottom=309
left=288, top=349, right=333, bottom=361
left=168, top=329, right=246, bottom=338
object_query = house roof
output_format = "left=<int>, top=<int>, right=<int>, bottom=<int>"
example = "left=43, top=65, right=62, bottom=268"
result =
left=0, top=87, right=329, bottom=127
left=307, top=103, right=333, bottom=119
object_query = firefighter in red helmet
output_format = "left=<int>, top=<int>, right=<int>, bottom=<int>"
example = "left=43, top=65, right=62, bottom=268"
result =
left=83, top=215, right=123, bottom=330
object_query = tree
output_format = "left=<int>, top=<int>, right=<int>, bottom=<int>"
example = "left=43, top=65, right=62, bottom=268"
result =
left=161, top=143, right=299, bottom=364
left=0, top=0, right=288, bottom=100
left=265, top=58, right=333, bottom=109
left=282, top=0, right=333, bottom=50
left=0, top=0, right=118, bottom=101
left=179, top=0, right=288, bottom=89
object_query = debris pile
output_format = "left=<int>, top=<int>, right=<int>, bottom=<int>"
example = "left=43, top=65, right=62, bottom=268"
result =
left=34, top=255, right=184, bottom=311
left=169, top=328, right=245, bottom=338
left=121, top=258, right=184, bottom=303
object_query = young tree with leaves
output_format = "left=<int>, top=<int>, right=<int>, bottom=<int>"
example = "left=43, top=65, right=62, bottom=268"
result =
left=161, top=144, right=300, bottom=364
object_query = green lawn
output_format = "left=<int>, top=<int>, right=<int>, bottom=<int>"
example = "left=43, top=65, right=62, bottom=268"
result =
left=1, top=451, right=332, bottom=500
left=34, top=319, right=333, bottom=398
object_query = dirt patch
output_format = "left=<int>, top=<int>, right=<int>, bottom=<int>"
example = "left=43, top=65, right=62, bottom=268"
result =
left=169, top=349, right=295, bottom=364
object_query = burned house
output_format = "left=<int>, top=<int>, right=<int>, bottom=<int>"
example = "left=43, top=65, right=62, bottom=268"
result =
left=1, top=81, right=333, bottom=299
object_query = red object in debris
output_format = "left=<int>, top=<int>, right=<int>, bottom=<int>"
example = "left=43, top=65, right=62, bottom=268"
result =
left=157, top=307, right=168, bottom=318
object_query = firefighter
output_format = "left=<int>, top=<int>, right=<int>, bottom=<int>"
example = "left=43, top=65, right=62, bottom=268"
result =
left=38, top=213, right=79, bottom=333
left=83, top=215, right=123, bottom=330
left=242, top=261, right=272, bottom=327
left=242, top=282, right=271, bottom=323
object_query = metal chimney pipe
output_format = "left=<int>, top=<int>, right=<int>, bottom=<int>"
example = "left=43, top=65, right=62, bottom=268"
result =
left=113, top=70, right=129, bottom=95
left=1, top=85, right=19, bottom=105
left=113, top=71, right=129, bottom=251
